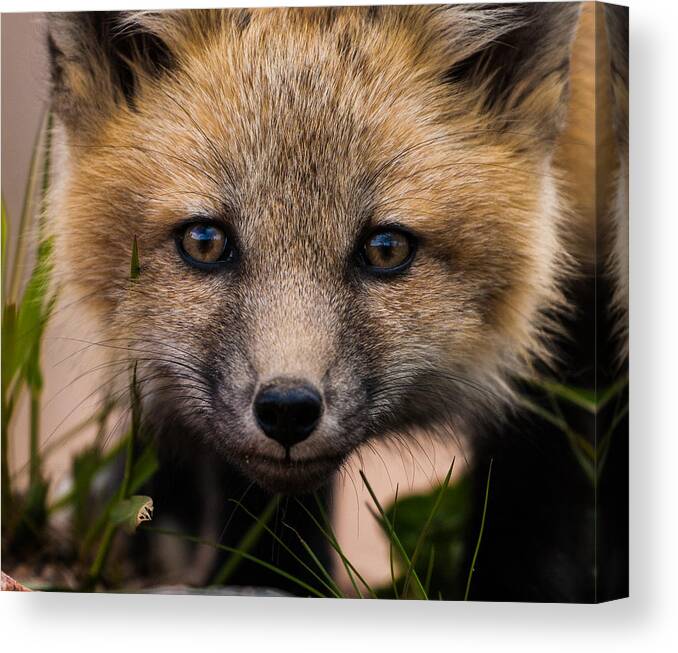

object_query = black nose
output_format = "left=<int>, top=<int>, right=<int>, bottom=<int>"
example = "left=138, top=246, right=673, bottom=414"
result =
left=253, top=380, right=323, bottom=449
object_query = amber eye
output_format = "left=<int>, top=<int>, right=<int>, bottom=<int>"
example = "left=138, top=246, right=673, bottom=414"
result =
left=361, top=228, right=416, bottom=274
left=177, top=222, right=233, bottom=269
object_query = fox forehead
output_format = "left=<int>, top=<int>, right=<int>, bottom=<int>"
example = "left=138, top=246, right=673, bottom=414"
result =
left=73, top=7, right=541, bottom=257
left=51, top=4, right=577, bottom=390
left=92, top=9, right=466, bottom=188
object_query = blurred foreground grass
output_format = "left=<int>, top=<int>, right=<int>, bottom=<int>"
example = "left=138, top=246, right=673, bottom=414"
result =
left=1, top=112, right=626, bottom=598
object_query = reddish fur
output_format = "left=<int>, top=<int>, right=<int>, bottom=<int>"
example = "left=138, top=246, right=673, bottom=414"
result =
left=47, top=6, right=582, bottom=489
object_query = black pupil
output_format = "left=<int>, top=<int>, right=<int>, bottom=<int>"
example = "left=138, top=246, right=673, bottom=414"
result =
left=191, top=225, right=220, bottom=253
left=370, top=232, right=404, bottom=264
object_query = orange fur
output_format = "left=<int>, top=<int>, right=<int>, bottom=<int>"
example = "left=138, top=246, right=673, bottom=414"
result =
left=47, top=5, right=583, bottom=489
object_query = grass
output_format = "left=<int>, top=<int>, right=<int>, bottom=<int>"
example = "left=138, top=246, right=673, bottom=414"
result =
left=1, top=113, right=627, bottom=599
left=2, top=111, right=57, bottom=551
left=523, top=374, right=629, bottom=484
left=0, top=113, right=484, bottom=597
left=1, top=113, right=159, bottom=589
left=138, top=460, right=489, bottom=600
left=464, top=460, right=492, bottom=601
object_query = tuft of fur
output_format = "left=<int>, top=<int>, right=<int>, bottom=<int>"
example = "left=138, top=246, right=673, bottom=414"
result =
left=605, top=4, right=629, bottom=359
left=47, top=5, right=581, bottom=490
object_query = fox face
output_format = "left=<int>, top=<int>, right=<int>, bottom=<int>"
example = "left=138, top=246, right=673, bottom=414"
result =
left=48, top=5, right=579, bottom=492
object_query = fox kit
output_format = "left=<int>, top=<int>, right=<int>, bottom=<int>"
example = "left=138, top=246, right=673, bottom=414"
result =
left=45, top=5, right=627, bottom=599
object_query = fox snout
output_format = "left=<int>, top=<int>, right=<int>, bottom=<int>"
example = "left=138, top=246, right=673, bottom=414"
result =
left=252, top=379, right=323, bottom=450
left=47, top=6, right=583, bottom=494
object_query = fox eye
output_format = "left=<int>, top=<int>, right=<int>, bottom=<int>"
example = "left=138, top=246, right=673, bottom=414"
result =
left=177, top=222, right=233, bottom=269
left=360, top=228, right=416, bottom=274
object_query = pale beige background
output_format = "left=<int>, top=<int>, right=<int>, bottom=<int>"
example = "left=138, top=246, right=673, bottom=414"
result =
left=2, top=13, right=113, bottom=509
left=2, top=13, right=47, bottom=247
left=1, top=11, right=463, bottom=592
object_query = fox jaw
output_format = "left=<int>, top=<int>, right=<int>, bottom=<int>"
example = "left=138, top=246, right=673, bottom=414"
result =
left=48, top=6, right=579, bottom=492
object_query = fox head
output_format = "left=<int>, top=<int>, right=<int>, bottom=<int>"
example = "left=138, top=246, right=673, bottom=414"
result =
left=47, top=5, right=579, bottom=492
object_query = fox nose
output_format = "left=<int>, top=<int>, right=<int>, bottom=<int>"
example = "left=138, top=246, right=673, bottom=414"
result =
left=253, top=380, right=323, bottom=449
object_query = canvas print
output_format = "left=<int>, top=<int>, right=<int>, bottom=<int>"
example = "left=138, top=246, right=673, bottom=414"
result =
left=1, top=2, right=628, bottom=602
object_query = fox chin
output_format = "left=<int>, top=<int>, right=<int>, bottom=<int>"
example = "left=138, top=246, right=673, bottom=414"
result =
left=47, top=5, right=580, bottom=492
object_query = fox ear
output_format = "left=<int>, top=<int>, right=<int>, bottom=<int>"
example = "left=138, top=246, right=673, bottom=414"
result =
left=47, top=12, right=173, bottom=133
left=446, top=3, right=581, bottom=143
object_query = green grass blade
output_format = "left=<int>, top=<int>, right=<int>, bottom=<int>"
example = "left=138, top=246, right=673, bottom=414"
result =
left=86, top=366, right=141, bottom=588
left=402, top=459, right=455, bottom=596
left=78, top=438, right=128, bottom=551
left=212, top=495, right=280, bottom=586
left=7, top=111, right=47, bottom=303
left=146, top=526, right=328, bottom=598
left=120, top=364, right=139, bottom=499
left=360, top=470, right=428, bottom=599
left=518, top=396, right=570, bottom=431
left=282, top=522, right=344, bottom=598
left=28, top=387, right=42, bottom=486
left=389, top=485, right=400, bottom=599
left=128, top=440, right=158, bottom=494
left=596, top=376, right=629, bottom=413
left=9, top=111, right=55, bottom=515
left=533, top=376, right=628, bottom=415
left=130, top=236, right=140, bottom=280
left=1, top=394, right=14, bottom=518
left=532, top=378, right=597, bottom=412
left=2, top=196, right=8, bottom=293
left=228, top=498, right=340, bottom=598
left=424, top=544, right=436, bottom=597
left=464, top=459, right=493, bottom=601
left=306, top=495, right=377, bottom=599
